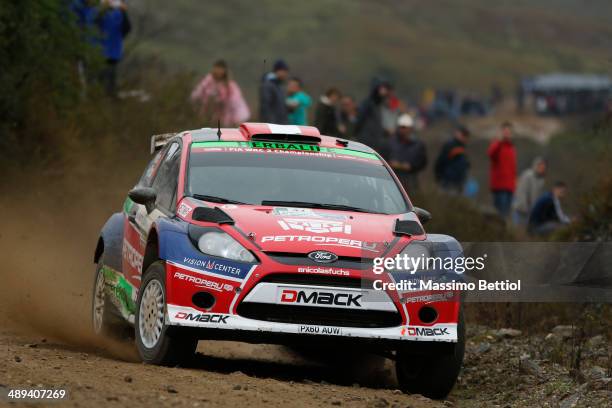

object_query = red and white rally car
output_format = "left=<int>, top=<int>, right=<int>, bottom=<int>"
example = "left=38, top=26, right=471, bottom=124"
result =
left=92, top=123, right=465, bottom=398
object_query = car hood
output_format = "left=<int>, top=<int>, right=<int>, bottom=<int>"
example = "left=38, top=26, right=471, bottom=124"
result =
left=216, top=204, right=417, bottom=257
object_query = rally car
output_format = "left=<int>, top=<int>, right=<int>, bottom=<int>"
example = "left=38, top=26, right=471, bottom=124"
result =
left=92, top=122, right=465, bottom=398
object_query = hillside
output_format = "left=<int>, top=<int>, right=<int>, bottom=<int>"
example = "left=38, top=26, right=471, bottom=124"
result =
left=126, top=0, right=612, bottom=100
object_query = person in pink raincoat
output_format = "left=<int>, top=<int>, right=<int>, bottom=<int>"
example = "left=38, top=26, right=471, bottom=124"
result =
left=190, top=60, right=250, bottom=126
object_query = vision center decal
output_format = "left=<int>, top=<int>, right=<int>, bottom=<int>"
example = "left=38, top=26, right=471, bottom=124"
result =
left=178, top=256, right=254, bottom=280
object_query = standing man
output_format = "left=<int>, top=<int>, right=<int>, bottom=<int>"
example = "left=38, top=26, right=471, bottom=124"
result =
left=259, top=59, right=290, bottom=124
left=488, top=121, right=517, bottom=217
left=286, top=77, right=311, bottom=125
left=389, top=114, right=427, bottom=192
left=512, top=157, right=547, bottom=226
left=355, top=80, right=392, bottom=157
left=338, top=95, right=358, bottom=139
left=434, top=125, right=471, bottom=194
left=97, top=0, right=131, bottom=97
left=314, top=88, right=341, bottom=136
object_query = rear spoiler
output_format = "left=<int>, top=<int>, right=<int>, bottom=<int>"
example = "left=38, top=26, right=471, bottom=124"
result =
left=150, top=133, right=177, bottom=154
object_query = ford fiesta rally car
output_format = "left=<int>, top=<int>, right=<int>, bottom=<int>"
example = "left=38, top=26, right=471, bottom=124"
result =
left=92, top=122, right=465, bottom=398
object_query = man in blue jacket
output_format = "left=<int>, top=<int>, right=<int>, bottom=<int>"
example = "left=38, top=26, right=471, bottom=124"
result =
left=96, top=0, right=131, bottom=96
left=71, top=0, right=131, bottom=96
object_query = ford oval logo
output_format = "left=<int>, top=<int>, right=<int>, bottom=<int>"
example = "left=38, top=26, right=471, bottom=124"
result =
left=307, top=250, right=338, bottom=263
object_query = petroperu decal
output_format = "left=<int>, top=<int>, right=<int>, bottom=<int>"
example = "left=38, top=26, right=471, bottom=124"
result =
left=261, top=235, right=378, bottom=252
left=173, top=271, right=234, bottom=292
left=174, top=312, right=229, bottom=324
left=181, top=256, right=252, bottom=280
left=279, top=288, right=363, bottom=308
left=278, top=218, right=351, bottom=234
left=401, top=291, right=455, bottom=303
left=401, top=326, right=450, bottom=337
left=177, top=202, right=193, bottom=218
left=122, top=239, right=143, bottom=272
left=297, top=266, right=350, bottom=276
left=299, top=325, right=343, bottom=336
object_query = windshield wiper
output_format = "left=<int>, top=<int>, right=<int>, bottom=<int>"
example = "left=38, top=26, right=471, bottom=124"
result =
left=260, top=200, right=381, bottom=214
left=190, top=194, right=246, bottom=205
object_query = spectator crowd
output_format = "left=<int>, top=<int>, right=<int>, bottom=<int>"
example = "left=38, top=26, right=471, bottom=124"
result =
left=68, top=29, right=569, bottom=240
left=188, top=57, right=572, bottom=238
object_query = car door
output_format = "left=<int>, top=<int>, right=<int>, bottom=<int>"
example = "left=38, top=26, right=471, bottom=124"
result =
left=123, top=142, right=181, bottom=289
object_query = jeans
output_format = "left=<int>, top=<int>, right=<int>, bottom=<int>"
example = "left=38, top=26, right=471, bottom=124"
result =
left=492, top=190, right=513, bottom=217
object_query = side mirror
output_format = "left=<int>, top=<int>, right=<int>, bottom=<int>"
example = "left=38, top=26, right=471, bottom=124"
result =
left=414, top=207, right=432, bottom=224
left=128, top=187, right=157, bottom=214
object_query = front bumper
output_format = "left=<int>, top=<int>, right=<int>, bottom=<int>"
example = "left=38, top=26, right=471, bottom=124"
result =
left=167, top=304, right=458, bottom=342
left=166, top=256, right=458, bottom=343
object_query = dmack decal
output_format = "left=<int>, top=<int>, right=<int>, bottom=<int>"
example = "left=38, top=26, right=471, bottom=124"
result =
left=261, top=235, right=378, bottom=252
left=401, top=327, right=450, bottom=337
left=278, top=218, right=351, bottom=234
left=122, top=239, right=143, bottom=272
left=280, top=289, right=362, bottom=308
left=174, top=312, right=229, bottom=323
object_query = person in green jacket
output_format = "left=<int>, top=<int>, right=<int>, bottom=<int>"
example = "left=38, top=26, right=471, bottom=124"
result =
left=286, top=77, right=312, bottom=125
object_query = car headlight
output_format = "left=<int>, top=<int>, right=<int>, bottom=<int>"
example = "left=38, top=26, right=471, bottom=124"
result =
left=197, top=231, right=256, bottom=263
left=392, top=242, right=431, bottom=274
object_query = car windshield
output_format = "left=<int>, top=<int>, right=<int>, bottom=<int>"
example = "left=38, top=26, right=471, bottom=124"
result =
left=187, top=142, right=409, bottom=214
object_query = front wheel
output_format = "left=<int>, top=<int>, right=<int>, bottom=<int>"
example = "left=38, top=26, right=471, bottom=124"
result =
left=396, top=311, right=465, bottom=399
left=135, top=261, right=197, bottom=365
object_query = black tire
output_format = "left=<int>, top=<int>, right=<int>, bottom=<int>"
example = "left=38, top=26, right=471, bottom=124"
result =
left=396, top=311, right=465, bottom=399
left=92, top=255, right=124, bottom=337
left=135, top=261, right=197, bottom=366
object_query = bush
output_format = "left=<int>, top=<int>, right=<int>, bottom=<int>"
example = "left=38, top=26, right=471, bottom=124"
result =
left=0, top=0, right=89, bottom=151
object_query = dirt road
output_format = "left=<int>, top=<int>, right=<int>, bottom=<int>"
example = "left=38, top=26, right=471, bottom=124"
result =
left=0, top=162, right=609, bottom=408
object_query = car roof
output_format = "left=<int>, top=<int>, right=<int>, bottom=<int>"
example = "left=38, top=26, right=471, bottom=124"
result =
left=153, top=122, right=378, bottom=156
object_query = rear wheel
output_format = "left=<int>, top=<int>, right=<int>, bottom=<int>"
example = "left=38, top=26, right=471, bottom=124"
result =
left=396, top=311, right=465, bottom=399
left=92, top=256, right=123, bottom=337
left=135, top=261, right=197, bottom=365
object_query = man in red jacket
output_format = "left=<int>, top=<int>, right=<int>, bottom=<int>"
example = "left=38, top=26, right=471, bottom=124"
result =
left=487, top=122, right=517, bottom=217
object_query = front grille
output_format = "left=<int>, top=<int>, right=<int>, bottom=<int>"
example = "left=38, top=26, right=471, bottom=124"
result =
left=259, top=273, right=374, bottom=289
left=237, top=303, right=401, bottom=328
left=264, top=251, right=372, bottom=269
